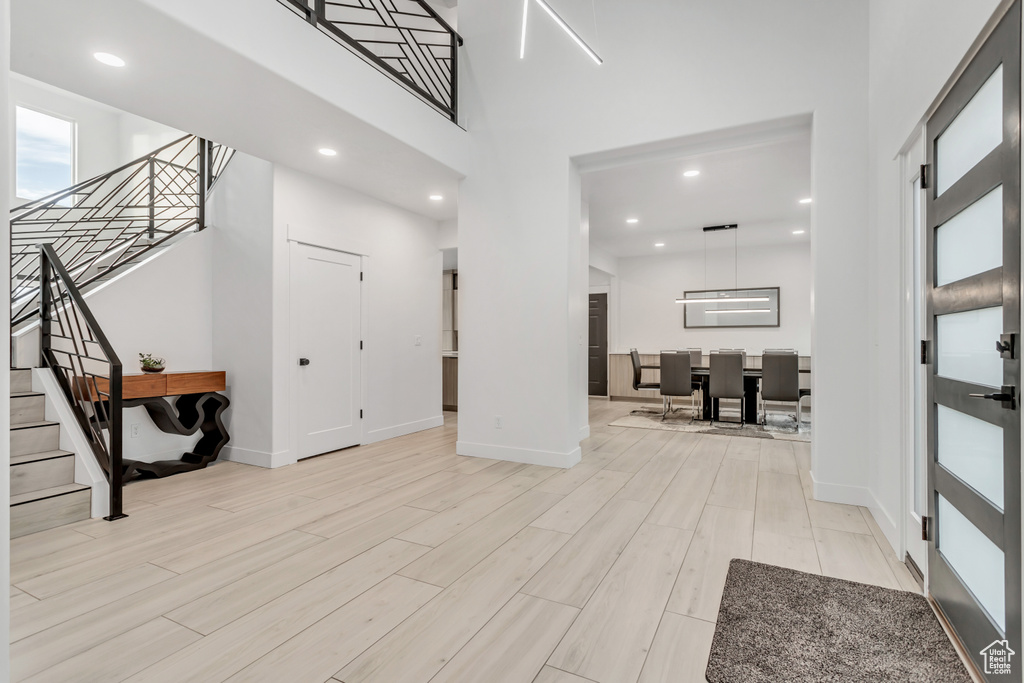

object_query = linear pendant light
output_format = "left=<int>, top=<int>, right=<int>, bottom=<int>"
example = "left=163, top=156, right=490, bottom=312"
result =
left=705, top=308, right=771, bottom=314
left=676, top=296, right=769, bottom=304
left=521, top=0, right=603, bottom=65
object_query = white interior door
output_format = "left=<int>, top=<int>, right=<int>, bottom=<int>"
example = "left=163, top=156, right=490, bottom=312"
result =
left=291, top=242, right=362, bottom=459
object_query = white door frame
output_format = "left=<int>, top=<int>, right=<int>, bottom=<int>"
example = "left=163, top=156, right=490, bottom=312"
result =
left=287, top=239, right=367, bottom=462
left=899, top=123, right=929, bottom=584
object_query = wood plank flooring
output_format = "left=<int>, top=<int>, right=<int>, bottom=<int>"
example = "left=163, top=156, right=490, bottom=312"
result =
left=10, top=399, right=923, bottom=683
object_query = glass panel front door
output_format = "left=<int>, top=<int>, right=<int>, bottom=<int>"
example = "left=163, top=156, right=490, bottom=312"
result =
left=926, top=4, right=1021, bottom=679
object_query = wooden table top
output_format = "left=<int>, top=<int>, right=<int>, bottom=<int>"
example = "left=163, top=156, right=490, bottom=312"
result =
left=74, top=371, right=226, bottom=401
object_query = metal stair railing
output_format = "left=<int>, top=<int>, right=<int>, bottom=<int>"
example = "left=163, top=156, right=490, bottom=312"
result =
left=38, top=243, right=126, bottom=521
left=278, top=0, right=462, bottom=122
left=10, top=135, right=234, bottom=326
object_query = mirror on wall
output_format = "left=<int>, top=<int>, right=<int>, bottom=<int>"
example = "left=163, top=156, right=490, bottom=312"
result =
left=681, top=287, right=780, bottom=328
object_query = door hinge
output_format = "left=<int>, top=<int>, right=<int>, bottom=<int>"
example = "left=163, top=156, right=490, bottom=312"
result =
left=920, top=164, right=930, bottom=190
left=922, top=515, right=930, bottom=541
left=360, top=271, right=363, bottom=281
left=360, top=340, right=363, bottom=350
left=998, top=333, right=1016, bottom=360
left=920, top=340, right=929, bottom=365
left=360, top=409, right=363, bottom=419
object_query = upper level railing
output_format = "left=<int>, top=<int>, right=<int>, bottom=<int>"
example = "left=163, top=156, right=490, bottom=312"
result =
left=278, top=0, right=463, bottom=122
left=11, top=135, right=233, bottom=326
left=39, top=244, right=126, bottom=521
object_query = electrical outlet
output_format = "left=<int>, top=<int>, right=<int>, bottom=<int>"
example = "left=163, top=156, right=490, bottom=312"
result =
left=415, top=335, right=423, bottom=346
left=130, top=423, right=140, bottom=438
left=494, top=416, right=502, bottom=429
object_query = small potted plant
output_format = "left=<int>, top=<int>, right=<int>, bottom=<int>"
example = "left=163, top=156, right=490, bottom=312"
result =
left=139, top=353, right=166, bottom=374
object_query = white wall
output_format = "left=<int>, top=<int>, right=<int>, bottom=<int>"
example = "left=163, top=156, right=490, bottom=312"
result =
left=208, top=152, right=280, bottom=467
left=867, top=0, right=1004, bottom=551
left=616, top=242, right=811, bottom=355
left=9, top=75, right=181, bottom=207
left=458, top=0, right=871, bottom=482
left=1, top=0, right=12, bottom=670
left=274, top=166, right=445, bottom=448
left=85, top=231, right=215, bottom=463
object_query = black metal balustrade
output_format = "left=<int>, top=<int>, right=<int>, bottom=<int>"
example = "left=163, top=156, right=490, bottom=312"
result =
left=38, top=244, right=126, bottom=520
left=10, top=135, right=233, bottom=326
left=278, top=0, right=462, bottom=122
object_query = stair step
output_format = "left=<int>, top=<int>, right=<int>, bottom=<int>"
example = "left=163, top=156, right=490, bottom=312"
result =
left=11, top=450, right=76, bottom=497
left=11, top=484, right=91, bottom=539
left=10, top=368, right=33, bottom=393
left=10, top=421, right=61, bottom=457
left=11, top=392, right=46, bottom=425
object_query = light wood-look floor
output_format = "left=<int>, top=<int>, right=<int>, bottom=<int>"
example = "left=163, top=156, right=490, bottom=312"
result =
left=10, top=399, right=923, bottom=683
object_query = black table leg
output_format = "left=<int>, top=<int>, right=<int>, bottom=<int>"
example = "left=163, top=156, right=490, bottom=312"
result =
left=743, top=376, right=760, bottom=425
left=701, top=376, right=712, bottom=420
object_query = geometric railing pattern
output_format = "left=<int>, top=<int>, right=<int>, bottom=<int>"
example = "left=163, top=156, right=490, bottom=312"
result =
left=10, top=135, right=232, bottom=326
left=278, top=0, right=462, bottom=121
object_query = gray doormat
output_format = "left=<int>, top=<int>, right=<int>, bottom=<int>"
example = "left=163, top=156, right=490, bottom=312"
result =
left=706, top=559, right=971, bottom=683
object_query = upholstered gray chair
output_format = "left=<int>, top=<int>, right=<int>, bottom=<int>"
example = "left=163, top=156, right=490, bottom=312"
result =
left=761, top=350, right=800, bottom=427
left=709, top=350, right=745, bottom=426
left=684, top=348, right=704, bottom=412
left=630, top=349, right=660, bottom=392
left=660, top=351, right=697, bottom=421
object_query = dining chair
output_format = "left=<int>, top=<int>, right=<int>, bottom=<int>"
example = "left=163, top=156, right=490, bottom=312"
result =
left=709, top=350, right=745, bottom=427
left=659, top=351, right=697, bottom=421
left=761, top=350, right=811, bottom=426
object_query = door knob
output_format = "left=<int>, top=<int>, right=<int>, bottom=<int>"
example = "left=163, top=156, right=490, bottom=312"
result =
left=298, top=358, right=310, bottom=366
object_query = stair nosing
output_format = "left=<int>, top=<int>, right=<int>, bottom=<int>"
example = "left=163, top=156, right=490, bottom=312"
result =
left=10, top=450, right=74, bottom=466
left=10, top=392, right=44, bottom=399
left=9, top=420, right=59, bottom=431
left=11, top=484, right=89, bottom=507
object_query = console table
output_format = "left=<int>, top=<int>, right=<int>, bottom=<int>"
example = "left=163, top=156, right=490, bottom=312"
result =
left=78, top=371, right=230, bottom=479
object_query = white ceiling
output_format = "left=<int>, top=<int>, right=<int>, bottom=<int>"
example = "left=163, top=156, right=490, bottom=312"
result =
left=10, top=0, right=462, bottom=221
left=584, top=133, right=812, bottom=259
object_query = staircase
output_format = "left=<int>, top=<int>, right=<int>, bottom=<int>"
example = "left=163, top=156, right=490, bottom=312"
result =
left=9, top=369, right=90, bottom=538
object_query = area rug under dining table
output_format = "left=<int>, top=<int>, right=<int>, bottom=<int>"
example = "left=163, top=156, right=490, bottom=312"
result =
left=608, top=404, right=810, bottom=442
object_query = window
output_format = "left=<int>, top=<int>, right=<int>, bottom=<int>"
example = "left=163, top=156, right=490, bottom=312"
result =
left=16, top=106, right=75, bottom=203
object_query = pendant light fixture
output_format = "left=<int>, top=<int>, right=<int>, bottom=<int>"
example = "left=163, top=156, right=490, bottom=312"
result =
left=675, top=224, right=769, bottom=309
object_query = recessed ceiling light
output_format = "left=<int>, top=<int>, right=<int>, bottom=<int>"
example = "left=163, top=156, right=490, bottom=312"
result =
left=683, top=170, right=701, bottom=178
left=94, top=52, right=125, bottom=67
left=654, top=242, right=665, bottom=248
left=429, top=195, right=444, bottom=201
left=793, top=230, right=806, bottom=235
left=799, top=197, right=813, bottom=204
left=318, top=148, right=338, bottom=157
left=626, top=218, right=639, bottom=224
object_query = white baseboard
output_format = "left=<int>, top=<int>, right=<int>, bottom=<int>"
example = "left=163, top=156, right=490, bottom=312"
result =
left=456, top=440, right=582, bottom=469
left=812, top=472, right=901, bottom=557
left=222, top=446, right=283, bottom=469
left=579, top=425, right=591, bottom=440
left=364, top=415, right=445, bottom=445
left=811, top=472, right=875, bottom=508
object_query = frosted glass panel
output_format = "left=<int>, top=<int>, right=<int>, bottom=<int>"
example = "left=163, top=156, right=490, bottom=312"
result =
left=936, top=307, right=1003, bottom=388
left=936, top=186, right=1002, bottom=286
left=938, top=495, right=1005, bottom=630
left=937, top=65, right=1003, bottom=195
left=937, top=405, right=1003, bottom=508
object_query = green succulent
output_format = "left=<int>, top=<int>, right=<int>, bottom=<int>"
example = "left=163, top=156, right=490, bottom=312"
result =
left=139, top=353, right=165, bottom=369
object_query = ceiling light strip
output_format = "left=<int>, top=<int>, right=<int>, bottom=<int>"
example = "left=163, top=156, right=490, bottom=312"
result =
left=532, top=0, right=604, bottom=65
left=675, top=297, right=770, bottom=304
left=703, top=308, right=771, bottom=314
left=520, top=0, right=530, bottom=59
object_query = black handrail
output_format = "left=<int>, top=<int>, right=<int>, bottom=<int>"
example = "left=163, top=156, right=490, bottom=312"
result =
left=277, top=0, right=463, bottom=122
left=10, top=136, right=234, bottom=326
left=39, top=244, right=126, bottom=521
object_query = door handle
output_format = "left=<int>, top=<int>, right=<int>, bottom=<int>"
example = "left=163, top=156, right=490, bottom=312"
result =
left=298, top=358, right=310, bottom=366
left=968, top=385, right=1016, bottom=410
left=969, top=392, right=1014, bottom=401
